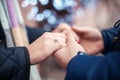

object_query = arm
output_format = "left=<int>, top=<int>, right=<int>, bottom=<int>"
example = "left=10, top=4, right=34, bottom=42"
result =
left=0, top=47, right=30, bottom=80
left=72, top=26, right=120, bottom=55
left=54, top=23, right=120, bottom=55
left=0, top=30, right=66, bottom=80
left=0, top=23, right=5, bottom=39
left=53, top=24, right=104, bottom=55
left=54, top=30, right=120, bottom=80
left=101, top=27, right=120, bottom=53
left=65, top=51, right=120, bottom=80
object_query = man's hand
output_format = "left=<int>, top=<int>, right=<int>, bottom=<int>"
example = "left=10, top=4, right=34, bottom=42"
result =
left=54, top=31, right=85, bottom=69
left=53, top=23, right=104, bottom=55
left=53, top=23, right=80, bottom=42
left=26, top=32, right=66, bottom=65
left=72, top=27, right=104, bottom=55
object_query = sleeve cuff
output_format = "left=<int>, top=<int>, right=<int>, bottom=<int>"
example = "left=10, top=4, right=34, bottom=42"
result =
left=65, top=51, right=103, bottom=80
left=101, top=28, right=118, bottom=54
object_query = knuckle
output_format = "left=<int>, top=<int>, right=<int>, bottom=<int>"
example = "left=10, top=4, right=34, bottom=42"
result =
left=59, top=23, right=67, bottom=27
left=44, top=32, right=50, bottom=35
left=43, top=32, right=50, bottom=39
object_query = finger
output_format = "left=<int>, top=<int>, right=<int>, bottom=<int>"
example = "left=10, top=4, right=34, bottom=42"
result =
left=71, top=26, right=87, bottom=34
left=52, top=33, right=66, bottom=39
left=71, top=31, right=80, bottom=43
left=53, top=34, right=66, bottom=47
left=62, top=30, right=80, bottom=43
left=51, top=39, right=64, bottom=52
left=53, top=48, right=67, bottom=69
left=66, top=31, right=75, bottom=42
left=53, top=23, right=71, bottom=32
left=51, top=34, right=66, bottom=45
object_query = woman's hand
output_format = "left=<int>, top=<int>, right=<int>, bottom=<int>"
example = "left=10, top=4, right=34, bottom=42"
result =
left=53, top=23, right=104, bottom=55
left=54, top=31, right=85, bottom=69
left=53, top=23, right=80, bottom=42
left=27, top=32, right=66, bottom=65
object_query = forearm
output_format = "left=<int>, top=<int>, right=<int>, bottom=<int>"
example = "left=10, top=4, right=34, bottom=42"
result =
left=65, top=51, right=120, bottom=80
left=0, top=47, right=30, bottom=80
left=65, top=52, right=104, bottom=80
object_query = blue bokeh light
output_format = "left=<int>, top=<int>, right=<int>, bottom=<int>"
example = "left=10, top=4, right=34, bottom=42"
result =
left=64, top=0, right=74, bottom=7
left=35, top=13, right=45, bottom=21
left=27, top=6, right=38, bottom=20
left=43, top=9, right=52, bottom=19
left=39, top=0, right=49, bottom=5
left=21, top=0, right=30, bottom=7
left=53, top=0, right=65, bottom=10
left=47, top=15, right=56, bottom=24
left=29, top=0, right=38, bottom=6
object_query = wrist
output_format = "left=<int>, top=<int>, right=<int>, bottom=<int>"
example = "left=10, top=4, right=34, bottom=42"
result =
left=26, top=45, right=34, bottom=65
left=26, top=45, right=49, bottom=65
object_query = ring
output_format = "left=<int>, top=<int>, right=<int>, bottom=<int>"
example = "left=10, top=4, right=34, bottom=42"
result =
left=54, top=39, right=58, bottom=43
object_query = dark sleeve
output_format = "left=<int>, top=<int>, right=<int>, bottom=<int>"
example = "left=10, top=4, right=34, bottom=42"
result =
left=0, top=23, right=5, bottom=39
left=26, top=27, right=46, bottom=43
left=101, top=27, right=120, bottom=53
left=65, top=51, right=120, bottom=80
left=0, top=47, right=30, bottom=80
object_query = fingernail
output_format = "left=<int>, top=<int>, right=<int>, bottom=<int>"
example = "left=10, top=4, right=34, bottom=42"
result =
left=77, top=40, right=80, bottom=44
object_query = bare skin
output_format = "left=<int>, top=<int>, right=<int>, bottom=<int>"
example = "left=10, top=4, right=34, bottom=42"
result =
left=26, top=32, right=66, bottom=65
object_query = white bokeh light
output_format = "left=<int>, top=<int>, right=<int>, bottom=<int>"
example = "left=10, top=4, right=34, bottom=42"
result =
left=21, top=0, right=30, bottom=7
left=43, top=9, right=52, bottom=19
left=27, top=6, right=38, bottom=20
left=53, top=0, right=65, bottom=10
left=35, top=13, right=45, bottom=21
left=39, top=0, right=49, bottom=5
left=47, top=15, right=56, bottom=24
left=29, top=0, right=38, bottom=6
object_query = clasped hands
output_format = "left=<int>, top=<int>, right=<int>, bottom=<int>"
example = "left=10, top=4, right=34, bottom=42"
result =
left=27, top=23, right=104, bottom=69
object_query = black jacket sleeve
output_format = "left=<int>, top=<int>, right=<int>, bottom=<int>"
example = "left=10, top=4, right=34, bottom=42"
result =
left=0, top=47, right=30, bottom=80
left=101, top=27, right=120, bottom=54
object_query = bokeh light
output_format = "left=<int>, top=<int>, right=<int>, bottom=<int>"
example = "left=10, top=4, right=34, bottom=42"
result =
left=22, top=0, right=98, bottom=31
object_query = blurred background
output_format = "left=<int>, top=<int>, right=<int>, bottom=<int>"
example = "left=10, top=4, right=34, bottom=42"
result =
left=18, top=0, right=120, bottom=80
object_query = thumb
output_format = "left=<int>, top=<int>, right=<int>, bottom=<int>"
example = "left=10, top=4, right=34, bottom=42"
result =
left=66, top=31, right=75, bottom=43
left=72, top=26, right=87, bottom=35
left=52, top=23, right=71, bottom=32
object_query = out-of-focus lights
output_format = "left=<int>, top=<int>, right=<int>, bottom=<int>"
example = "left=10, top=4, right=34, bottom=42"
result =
left=66, top=7, right=73, bottom=13
left=58, top=18, right=65, bottom=24
left=30, top=6, right=39, bottom=15
left=47, top=15, right=56, bottom=24
left=43, top=9, right=52, bottom=18
left=35, top=13, right=45, bottom=21
left=53, top=0, right=65, bottom=10
left=65, top=14, right=72, bottom=22
left=21, top=0, right=30, bottom=7
left=75, top=8, right=85, bottom=17
left=64, top=0, right=74, bottom=7
left=43, top=24, right=52, bottom=31
left=27, top=6, right=38, bottom=20
left=81, top=0, right=97, bottom=8
left=27, top=12, right=34, bottom=20
left=29, top=0, right=38, bottom=6
left=39, top=0, right=49, bottom=5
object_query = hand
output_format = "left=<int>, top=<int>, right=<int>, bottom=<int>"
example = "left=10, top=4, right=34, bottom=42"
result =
left=54, top=31, right=85, bottom=69
left=53, top=23, right=80, bottom=42
left=26, top=32, right=66, bottom=65
left=72, top=27, right=104, bottom=55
